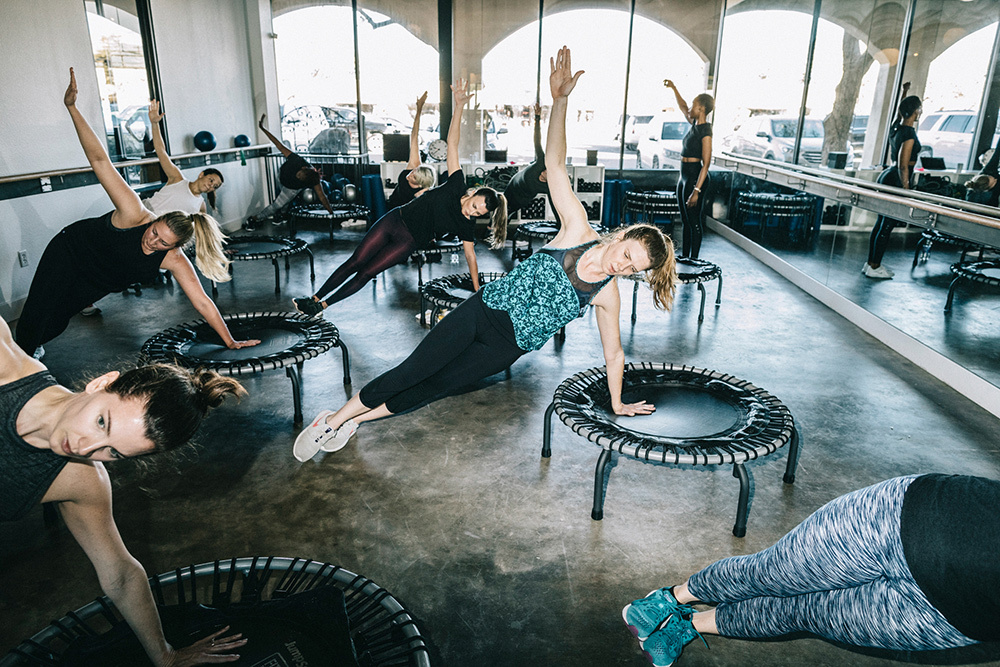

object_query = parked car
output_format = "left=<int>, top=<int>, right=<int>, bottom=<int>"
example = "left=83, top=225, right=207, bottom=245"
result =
left=615, top=114, right=654, bottom=150
left=280, top=104, right=406, bottom=154
left=722, top=115, right=852, bottom=166
left=918, top=110, right=1000, bottom=169
left=635, top=114, right=689, bottom=169
left=850, top=114, right=868, bottom=151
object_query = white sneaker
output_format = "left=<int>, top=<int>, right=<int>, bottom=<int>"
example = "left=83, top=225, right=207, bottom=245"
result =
left=320, top=419, right=358, bottom=453
left=80, top=305, right=101, bottom=316
left=293, top=410, right=336, bottom=461
left=864, top=263, right=894, bottom=279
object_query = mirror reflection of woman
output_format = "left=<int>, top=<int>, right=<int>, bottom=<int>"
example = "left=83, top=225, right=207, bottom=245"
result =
left=1, top=314, right=248, bottom=665
left=14, top=69, right=260, bottom=358
left=864, top=83, right=921, bottom=279
left=146, top=99, right=224, bottom=216
left=664, top=80, right=714, bottom=260
left=386, top=91, right=437, bottom=209
left=291, top=47, right=677, bottom=463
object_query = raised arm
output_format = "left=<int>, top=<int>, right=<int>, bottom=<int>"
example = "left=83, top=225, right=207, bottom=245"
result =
left=258, top=114, right=293, bottom=158
left=407, top=91, right=428, bottom=169
left=44, top=464, right=245, bottom=666
left=663, top=80, right=691, bottom=123
left=63, top=68, right=147, bottom=226
left=447, top=79, right=472, bottom=175
left=147, top=100, right=183, bottom=184
left=161, top=250, right=261, bottom=349
left=546, top=47, right=590, bottom=243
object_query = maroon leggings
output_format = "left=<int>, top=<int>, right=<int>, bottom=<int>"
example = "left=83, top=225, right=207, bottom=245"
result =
left=315, top=209, right=417, bottom=305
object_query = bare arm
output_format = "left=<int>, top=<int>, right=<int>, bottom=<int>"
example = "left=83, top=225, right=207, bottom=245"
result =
left=44, top=464, right=245, bottom=666
left=161, top=251, right=261, bottom=349
left=258, top=114, right=293, bottom=158
left=314, top=184, right=335, bottom=215
left=546, top=48, right=592, bottom=246
left=664, top=80, right=691, bottom=123
left=592, top=284, right=654, bottom=417
left=463, top=241, right=480, bottom=291
left=148, top=100, right=183, bottom=184
left=63, top=68, right=148, bottom=227
left=407, top=92, right=428, bottom=169
left=687, top=135, right=713, bottom=208
left=898, top=138, right=915, bottom=189
left=447, top=79, right=472, bottom=175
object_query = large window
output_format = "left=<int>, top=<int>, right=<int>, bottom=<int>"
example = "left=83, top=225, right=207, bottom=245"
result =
left=84, top=0, right=155, bottom=159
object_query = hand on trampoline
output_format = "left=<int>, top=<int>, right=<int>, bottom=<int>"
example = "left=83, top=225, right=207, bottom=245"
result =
left=613, top=400, right=656, bottom=417
left=164, top=625, right=246, bottom=665
left=227, top=338, right=261, bottom=349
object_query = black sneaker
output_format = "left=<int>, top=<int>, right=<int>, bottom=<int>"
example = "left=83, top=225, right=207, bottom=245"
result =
left=293, top=297, right=323, bottom=317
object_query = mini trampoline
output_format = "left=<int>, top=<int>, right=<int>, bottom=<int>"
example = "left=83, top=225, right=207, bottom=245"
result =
left=912, top=229, right=985, bottom=269
left=1, top=556, right=430, bottom=667
left=140, top=312, right=350, bottom=424
left=944, top=260, right=1000, bottom=312
left=290, top=204, right=371, bottom=241
left=210, top=235, right=314, bottom=297
left=409, top=238, right=465, bottom=287
left=512, top=220, right=559, bottom=261
left=542, top=363, right=800, bottom=536
left=621, top=190, right=679, bottom=227
left=623, top=257, right=722, bottom=324
left=419, top=272, right=507, bottom=327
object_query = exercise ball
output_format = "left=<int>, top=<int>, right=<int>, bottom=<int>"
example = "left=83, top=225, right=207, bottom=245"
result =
left=194, top=131, right=216, bottom=152
left=343, top=183, right=358, bottom=203
left=301, top=188, right=317, bottom=205
left=234, top=134, right=251, bottom=148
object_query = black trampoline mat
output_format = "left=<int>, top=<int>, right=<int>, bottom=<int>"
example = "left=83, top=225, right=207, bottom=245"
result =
left=522, top=222, right=559, bottom=234
left=600, top=385, right=743, bottom=439
left=227, top=239, right=289, bottom=255
left=181, top=327, right=305, bottom=361
left=442, top=285, right=475, bottom=300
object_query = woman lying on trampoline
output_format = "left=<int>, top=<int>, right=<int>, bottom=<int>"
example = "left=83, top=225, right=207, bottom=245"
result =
left=292, top=78, right=507, bottom=316
left=386, top=91, right=436, bottom=210
left=622, top=474, right=1000, bottom=666
left=14, top=68, right=260, bottom=358
left=0, top=315, right=247, bottom=665
left=293, top=47, right=677, bottom=461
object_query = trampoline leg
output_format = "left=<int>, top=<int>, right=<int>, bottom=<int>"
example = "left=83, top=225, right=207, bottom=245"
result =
left=211, top=281, right=218, bottom=298
left=912, top=240, right=925, bottom=268
left=338, top=342, right=352, bottom=384
left=783, top=425, right=802, bottom=484
left=286, top=364, right=304, bottom=425
left=541, top=401, right=556, bottom=458
left=732, top=463, right=750, bottom=537
left=272, top=258, right=281, bottom=295
left=416, top=259, right=425, bottom=287
left=557, top=326, right=566, bottom=343
left=631, top=282, right=639, bottom=324
left=285, top=256, right=291, bottom=271
left=420, top=293, right=427, bottom=327
left=944, top=277, right=961, bottom=312
left=306, top=248, right=315, bottom=280
left=715, top=275, right=723, bottom=306
left=697, top=283, right=707, bottom=322
left=592, top=449, right=613, bottom=521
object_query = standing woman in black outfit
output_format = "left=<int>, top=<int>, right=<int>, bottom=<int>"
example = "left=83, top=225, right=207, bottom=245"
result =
left=386, top=91, right=437, bottom=210
left=864, top=83, right=921, bottom=279
left=14, top=69, right=260, bottom=357
left=664, top=80, right=713, bottom=259
left=293, top=79, right=507, bottom=316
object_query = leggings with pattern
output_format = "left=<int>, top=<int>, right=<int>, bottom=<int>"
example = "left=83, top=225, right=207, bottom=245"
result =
left=314, top=208, right=417, bottom=306
left=687, top=476, right=976, bottom=651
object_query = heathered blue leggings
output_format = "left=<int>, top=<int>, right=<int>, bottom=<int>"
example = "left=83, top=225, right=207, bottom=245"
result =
left=688, top=476, right=976, bottom=651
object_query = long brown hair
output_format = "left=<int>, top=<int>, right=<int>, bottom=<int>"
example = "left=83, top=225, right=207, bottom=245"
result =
left=603, top=224, right=676, bottom=310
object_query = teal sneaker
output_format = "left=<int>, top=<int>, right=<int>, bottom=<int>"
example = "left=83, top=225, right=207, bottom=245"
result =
left=622, top=588, right=690, bottom=641
left=640, top=611, right=709, bottom=667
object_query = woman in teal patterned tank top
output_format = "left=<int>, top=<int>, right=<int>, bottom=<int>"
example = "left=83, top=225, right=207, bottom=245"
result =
left=293, top=47, right=678, bottom=461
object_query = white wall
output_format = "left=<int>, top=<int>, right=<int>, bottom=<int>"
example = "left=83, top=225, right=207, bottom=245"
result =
left=0, top=0, right=272, bottom=320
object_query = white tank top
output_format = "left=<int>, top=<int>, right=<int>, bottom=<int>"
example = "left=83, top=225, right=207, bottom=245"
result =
left=144, top=179, right=203, bottom=215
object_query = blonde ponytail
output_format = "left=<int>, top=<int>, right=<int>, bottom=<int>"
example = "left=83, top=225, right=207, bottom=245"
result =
left=189, top=213, right=232, bottom=282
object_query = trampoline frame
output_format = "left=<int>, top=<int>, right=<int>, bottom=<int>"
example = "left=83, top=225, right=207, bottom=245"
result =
left=945, top=260, right=1000, bottom=312
left=210, top=234, right=315, bottom=297
left=140, top=311, right=350, bottom=425
left=623, top=258, right=722, bottom=324
left=1, top=556, right=429, bottom=667
left=542, top=363, right=801, bottom=536
left=912, top=229, right=985, bottom=270
left=288, top=203, right=371, bottom=241
left=409, top=239, right=465, bottom=287
left=511, top=220, right=560, bottom=261
left=418, top=271, right=507, bottom=327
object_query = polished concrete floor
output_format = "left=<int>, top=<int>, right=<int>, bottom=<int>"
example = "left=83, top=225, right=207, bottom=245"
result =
left=3, top=220, right=1000, bottom=666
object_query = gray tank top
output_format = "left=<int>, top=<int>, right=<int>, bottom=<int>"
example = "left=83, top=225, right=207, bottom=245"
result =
left=1, top=371, right=66, bottom=521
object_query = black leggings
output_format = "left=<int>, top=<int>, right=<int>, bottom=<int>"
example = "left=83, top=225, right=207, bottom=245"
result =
left=15, top=232, right=107, bottom=354
left=359, top=292, right=525, bottom=414
left=868, top=167, right=902, bottom=266
left=677, top=162, right=709, bottom=259
left=315, top=209, right=417, bottom=305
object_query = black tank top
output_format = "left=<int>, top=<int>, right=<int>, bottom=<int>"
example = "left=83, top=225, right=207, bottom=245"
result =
left=0, top=372, right=66, bottom=522
left=61, top=211, right=168, bottom=292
